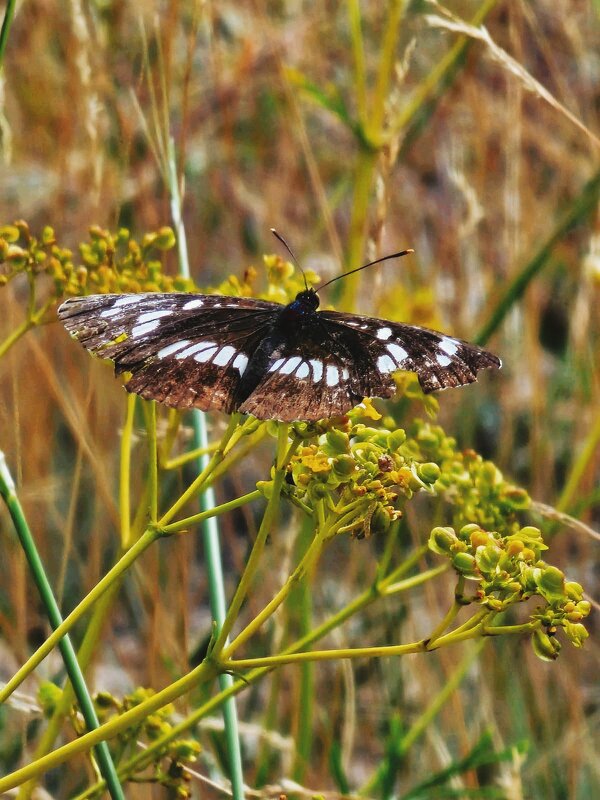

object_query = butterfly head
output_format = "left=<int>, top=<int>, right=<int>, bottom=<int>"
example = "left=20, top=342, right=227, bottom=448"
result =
left=290, top=288, right=320, bottom=313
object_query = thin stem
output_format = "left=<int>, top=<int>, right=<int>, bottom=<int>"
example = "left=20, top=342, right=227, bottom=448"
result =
left=166, top=129, right=245, bottom=800
left=0, top=453, right=125, bottom=800
left=145, top=401, right=158, bottom=522
left=119, top=393, right=136, bottom=549
left=163, top=489, right=262, bottom=534
left=0, top=658, right=218, bottom=792
left=157, top=413, right=240, bottom=525
left=0, top=527, right=159, bottom=703
left=211, top=426, right=297, bottom=653
left=0, top=0, right=17, bottom=67
left=557, top=412, right=600, bottom=513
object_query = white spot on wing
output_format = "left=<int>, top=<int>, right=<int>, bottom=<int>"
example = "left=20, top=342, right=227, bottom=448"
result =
left=296, top=362, right=310, bottom=379
left=326, top=365, right=339, bottom=386
left=100, top=307, right=123, bottom=318
left=342, top=367, right=349, bottom=380
left=183, top=298, right=204, bottom=310
left=377, top=327, right=392, bottom=340
left=439, top=337, right=459, bottom=356
left=137, top=310, right=172, bottom=323
left=387, top=343, right=408, bottom=363
left=280, top=356, right=302, bottom=375
left=194, top=345, right=219, bottom=363
left=213, top=345, right=237, bottom=366
left=377, top=354, right=397, bottom=373
left=233, top=353, right=248, bottom=375
left=269, top=358, right=285, bottom=373
left=436, top=354, right=452, bottom=367
left=131, top=320, right=160, bottom=338
left=176, top=341, right=217, bottom=359
left=114, top=296, right=140, bottom=307
left=309, top=360, right=323, bottom=382
left=158, top=340, right=191, bottom=359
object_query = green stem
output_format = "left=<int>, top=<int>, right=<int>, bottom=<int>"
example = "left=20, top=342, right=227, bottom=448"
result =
left=557, top=412, right=600, bottom=513
left=212, top=425, right=296, bottom=653
left=73, top=545, right=447, bottom=793
left=0, top=453, right=125, bottom=799
left=119, top=393, right=136, bottom=549
left=18, top=580, right=123, bottom=800
left=0, top=526, right=159, bottom=703
left=475, top=167, right=600, bottom=345
left=0, top=0, right=17, bottom=67
left=0, top=659, right=218, bottom=792
left=163, top=489, right=262, bottom=534
left=0, top=317, right=32, bottom=359
left=166, top=131, right=245, bottom=800
left=145, top=401, right=158, bottom=522
left=157, top=413, right=241, bottom=525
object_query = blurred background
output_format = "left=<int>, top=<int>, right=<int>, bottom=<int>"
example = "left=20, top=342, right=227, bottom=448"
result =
left=0, top=1, right=598, bottom=797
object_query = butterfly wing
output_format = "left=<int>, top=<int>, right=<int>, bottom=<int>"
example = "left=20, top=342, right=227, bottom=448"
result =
left=238, top=314, right=398, bottom=421
left=58, top=293, right=281, bottom=412
left=318, top=310, right=501, bottom=393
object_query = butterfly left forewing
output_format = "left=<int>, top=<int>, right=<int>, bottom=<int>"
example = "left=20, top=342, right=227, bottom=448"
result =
left=319, top=310, right=501, bottom=394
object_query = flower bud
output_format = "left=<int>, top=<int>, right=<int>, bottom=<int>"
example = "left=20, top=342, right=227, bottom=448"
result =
left=532, top=628, right=561, bottom=661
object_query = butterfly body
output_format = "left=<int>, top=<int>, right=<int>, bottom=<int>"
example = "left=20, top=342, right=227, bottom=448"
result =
left=58, top=289, right=501, bottom=421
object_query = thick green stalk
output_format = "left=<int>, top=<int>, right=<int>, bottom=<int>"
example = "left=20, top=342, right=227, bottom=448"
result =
left=166, top=135, right=245, bottom=800
left=0, top=453, right=125, bottom=799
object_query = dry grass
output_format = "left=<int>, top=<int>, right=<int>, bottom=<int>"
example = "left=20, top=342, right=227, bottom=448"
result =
left=0, top=1, right=598, bottom=798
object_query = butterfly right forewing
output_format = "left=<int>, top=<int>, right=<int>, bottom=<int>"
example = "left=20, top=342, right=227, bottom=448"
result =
left=59, top=293, right=281, bottom=412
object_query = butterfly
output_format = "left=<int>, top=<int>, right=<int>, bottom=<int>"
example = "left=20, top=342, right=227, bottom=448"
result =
left=57, top=263, right=501, bottom=422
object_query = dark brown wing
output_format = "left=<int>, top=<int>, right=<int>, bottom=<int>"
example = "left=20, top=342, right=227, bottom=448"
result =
left=318, top=310, right=501, bottom=393
left=58, top=293, right=280, bottom=412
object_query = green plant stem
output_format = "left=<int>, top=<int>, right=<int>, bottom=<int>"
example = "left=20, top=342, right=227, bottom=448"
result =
left=0, top=453, right=125, bottom=799
left=475, top=167, right=600, bottom=345
left=162, top=441, right=218, bottom=470
left=166, top=131, right=245, bottom=800
left=0, top=526, right=159, bottom=703
left=157, top=412, right=241, bottom=525
left=211, top=425, right=296, bottom=653
left=0, top=317, right=32, bottom=359
left=0, top=658, right=219, bottom=792
left=163, top=489, right=262, bottom=534
left=119, top=393, right=136, bottom=549
left=18, top=580, right=123, bottom=800
left=73, top=549, right=455, bottom=794
left=557, top=412, right=600, bottom=513
left=145, top=400, right=158, bottom=521
left=0, top=0, right=16, bottom=67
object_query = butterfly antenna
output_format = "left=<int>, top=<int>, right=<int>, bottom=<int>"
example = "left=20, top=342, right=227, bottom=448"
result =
left=271, top=228, right=309, bottom=290
left=317, top=248, right=414, bottom=292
